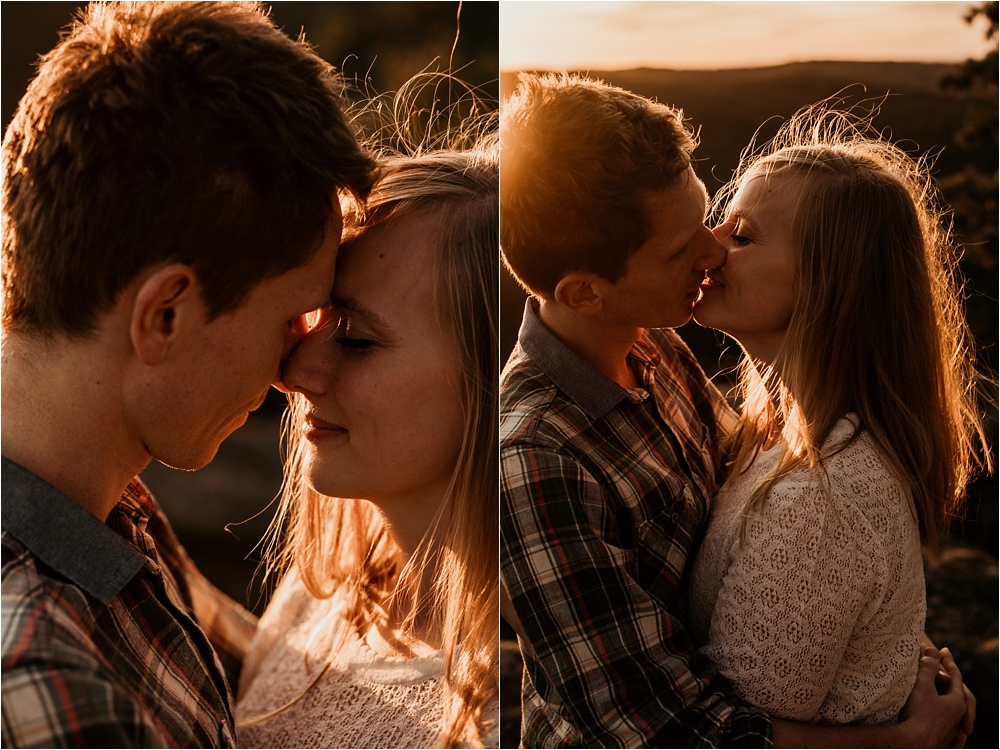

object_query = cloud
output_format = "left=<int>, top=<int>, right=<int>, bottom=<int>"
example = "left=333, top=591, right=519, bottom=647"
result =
left=500, top=1, right=994, bottom=71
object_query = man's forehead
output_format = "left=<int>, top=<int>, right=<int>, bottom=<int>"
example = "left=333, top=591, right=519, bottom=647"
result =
left=643, top=167, right=701, bottom=204
left=692, top=176, right=709, bottom=215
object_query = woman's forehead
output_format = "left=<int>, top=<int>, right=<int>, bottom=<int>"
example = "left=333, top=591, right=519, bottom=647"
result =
left=332, top=213, right=440, bottom=321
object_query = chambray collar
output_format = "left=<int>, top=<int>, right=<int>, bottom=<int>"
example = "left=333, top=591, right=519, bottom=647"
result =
left=517, top=299, right=657, bottom=420
left=1, top=456, right=145, bottom=604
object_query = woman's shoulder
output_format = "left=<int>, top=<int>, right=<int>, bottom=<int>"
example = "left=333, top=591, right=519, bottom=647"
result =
left=758, top=417, right=911, bottom=508
left=821, top=416, right=916, bottom=523
left=744, top=416, right=917, bottom=552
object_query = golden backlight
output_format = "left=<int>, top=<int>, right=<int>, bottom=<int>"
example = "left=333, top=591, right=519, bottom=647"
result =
left=500, top=1, right=994, bottom=71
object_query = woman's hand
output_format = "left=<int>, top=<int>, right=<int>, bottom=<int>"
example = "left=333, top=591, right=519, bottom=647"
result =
left=899, top=646, right=975, bottom=747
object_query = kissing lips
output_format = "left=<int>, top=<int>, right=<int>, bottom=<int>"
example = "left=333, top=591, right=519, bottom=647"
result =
left=700, top=272, right=726, bottom=291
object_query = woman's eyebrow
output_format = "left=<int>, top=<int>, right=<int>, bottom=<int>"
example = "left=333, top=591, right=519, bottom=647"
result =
left=329, top=294, right=394, bottom=331
left=729, top=207, right=758, bottom=232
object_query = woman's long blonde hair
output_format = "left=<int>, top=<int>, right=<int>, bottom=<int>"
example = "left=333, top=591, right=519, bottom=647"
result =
left=260, top=83, right=499, bottom=745
left=715, top=101, right=992, bottom=549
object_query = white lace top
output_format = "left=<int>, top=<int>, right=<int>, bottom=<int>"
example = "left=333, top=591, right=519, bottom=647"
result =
left=687, top=416, right=925, bottom=724
left=237, top=570, right=499, bottom=748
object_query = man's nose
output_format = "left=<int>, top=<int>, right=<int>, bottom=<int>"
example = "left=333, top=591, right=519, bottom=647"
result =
left=274, top=315, right=311, bottom=392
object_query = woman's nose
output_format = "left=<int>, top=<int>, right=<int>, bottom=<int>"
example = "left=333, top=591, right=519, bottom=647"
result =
left=695, top=226, right=727, bottom=270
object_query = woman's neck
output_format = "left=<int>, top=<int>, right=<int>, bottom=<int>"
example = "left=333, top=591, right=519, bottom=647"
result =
left=369, top=488, right=447, bottom=649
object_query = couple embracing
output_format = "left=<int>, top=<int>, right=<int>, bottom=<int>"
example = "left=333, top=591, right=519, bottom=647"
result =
left=2, top=2, right=498, bottom=748
left=499, top=74, right=988, bottom=746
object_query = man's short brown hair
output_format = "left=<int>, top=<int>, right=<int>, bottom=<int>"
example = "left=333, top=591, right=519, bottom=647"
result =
left=2, top=1, right=376, bottom=336
left=500, top=73, right=697, bottom=298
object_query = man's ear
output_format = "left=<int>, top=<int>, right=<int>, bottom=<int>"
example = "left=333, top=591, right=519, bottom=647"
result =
left=130, top=265, right=201, bottom=366
left=553, top=272, right=605, bottom=316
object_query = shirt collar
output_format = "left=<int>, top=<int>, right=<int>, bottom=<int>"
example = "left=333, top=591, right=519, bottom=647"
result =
left=517, top=299, right=657, bottom=420
left=1, top=456, right=147, bottom=604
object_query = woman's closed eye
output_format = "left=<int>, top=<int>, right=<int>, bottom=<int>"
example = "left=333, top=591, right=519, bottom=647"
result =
left=334, top=335, right=376, bottom=352
left=331, top=316, right=378, bottom=352
left=725, top=220, right=753, bottom=245
left=713, top=216, right=752, bottom=246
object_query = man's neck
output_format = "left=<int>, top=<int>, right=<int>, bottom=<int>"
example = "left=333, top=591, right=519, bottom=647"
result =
left=1, top=332, right=149, bottom=521
left=537, top=300, right=643, bottom=390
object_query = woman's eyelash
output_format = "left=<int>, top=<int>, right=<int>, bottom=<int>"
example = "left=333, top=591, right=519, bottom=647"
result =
left=730, top=233, right=752, bottom=245
left=334, top=336, right=375, bottom=351
left=327, top=314, right=377, bottom=351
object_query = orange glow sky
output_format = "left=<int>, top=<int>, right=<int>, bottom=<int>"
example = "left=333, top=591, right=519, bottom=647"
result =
left=500, top=1, right=995, bottom=70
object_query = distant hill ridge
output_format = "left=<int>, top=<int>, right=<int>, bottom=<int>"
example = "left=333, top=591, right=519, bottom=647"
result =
left=499, top=60, right=966, bottom=181
left=500, top=61, right=958, bottom=99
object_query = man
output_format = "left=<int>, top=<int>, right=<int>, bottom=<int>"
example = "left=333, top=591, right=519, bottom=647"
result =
left=499, top=73, right=971, bottom=747
left=1, top=2, right=374, bottom=746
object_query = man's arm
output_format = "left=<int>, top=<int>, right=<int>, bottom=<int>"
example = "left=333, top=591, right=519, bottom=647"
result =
left=146, top=505, right=257, bottom=691
left=182, top=561, right=258, bottom=689
left=501, top=443, right=771, bottom=747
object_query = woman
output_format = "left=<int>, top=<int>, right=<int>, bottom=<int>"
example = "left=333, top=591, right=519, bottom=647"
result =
left=687, top=105, right=989, bottom=724
left=235, top=144, right=499, bottom=747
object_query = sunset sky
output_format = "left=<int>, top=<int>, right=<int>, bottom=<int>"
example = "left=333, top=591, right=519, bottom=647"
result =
left=500, top=1, right=994, bottom=71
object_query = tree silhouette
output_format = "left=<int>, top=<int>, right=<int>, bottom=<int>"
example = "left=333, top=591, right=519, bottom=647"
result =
left=938, top=2, right=997, bottom=381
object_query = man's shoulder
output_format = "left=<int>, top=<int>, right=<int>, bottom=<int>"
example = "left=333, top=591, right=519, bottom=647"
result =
left=500, top=344, right=585, bottom=451
left=2, top=533, right=104, bottom=672
left=1, top=536, right=171, bottom=748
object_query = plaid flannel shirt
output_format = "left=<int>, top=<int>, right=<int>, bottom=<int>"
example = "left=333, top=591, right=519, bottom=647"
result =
left=1, top=456, right=257, bottom=748
left=500, top=302, right=773, bottom=748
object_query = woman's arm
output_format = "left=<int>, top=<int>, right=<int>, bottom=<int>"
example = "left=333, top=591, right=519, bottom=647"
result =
left=772, top=647, right=974, bottom=748
left=700, top=478, right=900, bottom=722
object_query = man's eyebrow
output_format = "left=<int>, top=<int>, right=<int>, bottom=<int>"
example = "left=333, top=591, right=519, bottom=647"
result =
left=329, top=294, right=393, bottom=331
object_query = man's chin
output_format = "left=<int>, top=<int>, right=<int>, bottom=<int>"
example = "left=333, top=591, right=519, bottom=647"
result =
left=153, top=427, right=240, bottom=472
left=644, top=310, right=694, bottom=330
left=691, top=308, right=722, bottom=331
left=157, top=446, right=220, bottom=472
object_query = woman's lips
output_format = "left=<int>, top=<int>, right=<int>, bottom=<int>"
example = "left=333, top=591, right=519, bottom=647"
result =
left=700, top=273, right=725, bottom=291
left=303, top=413, right=347, bottom=441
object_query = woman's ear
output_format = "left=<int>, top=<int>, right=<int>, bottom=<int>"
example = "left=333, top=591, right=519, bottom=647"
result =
left=554, top=272, right=605, bottom=316
left=130, top=264, right=200, bottom=366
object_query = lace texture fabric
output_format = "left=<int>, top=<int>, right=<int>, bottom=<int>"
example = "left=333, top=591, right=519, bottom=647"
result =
left=237, top=571, right=499, bottom=748
left=687, top=416, right=926, bottom=724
